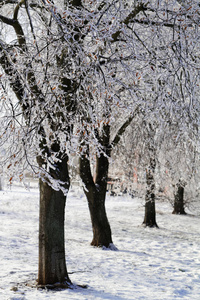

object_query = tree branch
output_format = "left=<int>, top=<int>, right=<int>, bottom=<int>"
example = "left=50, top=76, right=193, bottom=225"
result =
left=0, top=14, right=15, bottom=25
left=133, top=18, right=178, bottom=29
left=111, top=106, right=140, bottom=148
left=112, top=2, right=148, bottom=41
left=13, top=0, right=24, bottom=20
left=0, top=42, right=28, bottom=110
left=0, top=0, right=27, bottom=48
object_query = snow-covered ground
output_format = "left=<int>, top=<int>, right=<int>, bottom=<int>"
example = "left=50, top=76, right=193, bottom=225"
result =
left=0, top=184, right=200, bottom=300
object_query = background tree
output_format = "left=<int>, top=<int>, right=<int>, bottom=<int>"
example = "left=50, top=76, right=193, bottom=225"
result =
left=172, top=180, right=186, bottom=215
left=112, top=0, right=200, bottom=227
left=157, top=125, right=200, bottom=215
left=77, top=1, right=155, bottom=246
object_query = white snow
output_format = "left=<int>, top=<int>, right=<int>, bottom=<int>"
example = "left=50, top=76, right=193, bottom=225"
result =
left=0, top=184, right=200, bottom=300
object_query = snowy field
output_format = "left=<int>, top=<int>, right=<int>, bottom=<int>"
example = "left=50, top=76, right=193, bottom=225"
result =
left=0, top=184, right=200, bottom=300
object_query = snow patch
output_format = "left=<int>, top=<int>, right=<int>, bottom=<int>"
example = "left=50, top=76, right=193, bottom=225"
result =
left=0, top=186, right=200, bottom=299
left=102, top=243, right=118, bottom=251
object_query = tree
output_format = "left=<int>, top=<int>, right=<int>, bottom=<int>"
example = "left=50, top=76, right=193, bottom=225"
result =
left=142, top=122, right=158, bottom=227
left=111, top=115, right=160, bottom=227
left=157, top=126, right=200, bottom=215
left=75, top=1, right=150, bottom=247
left=172, top=180, right=186, bottom=215
left=79, top=111, right=138, bottom=247
left=0, top=0, right=82, bottom=286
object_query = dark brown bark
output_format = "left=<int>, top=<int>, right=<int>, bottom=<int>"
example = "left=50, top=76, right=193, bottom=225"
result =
left=86, top=184, right=112, bottom=247
left=79, top=113, right=137, bottom=247
left=79, top=144, right=113, bottom=248
left=172, top=181, right=186, bottom=215
left=38, top=155, right=71, bottom=285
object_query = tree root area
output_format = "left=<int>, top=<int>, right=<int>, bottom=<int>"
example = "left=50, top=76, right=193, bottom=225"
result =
left=12, top=280, right=88, bottom=292
left=91, top=242, right=118, bottom=251
left=37, top=282, right=88, bottom=290
left=142, top=222, right=159, bottom=228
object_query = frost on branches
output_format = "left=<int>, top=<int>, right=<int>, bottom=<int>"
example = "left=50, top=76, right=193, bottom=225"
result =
left=0, top=0, right=200, bottom=285
left=0, top=0, right=200, bottom=188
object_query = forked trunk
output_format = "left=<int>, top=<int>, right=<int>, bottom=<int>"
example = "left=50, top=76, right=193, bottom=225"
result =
left=79, top=148, right=113, bottom=248
left=172, top=181, right=186, bottom=215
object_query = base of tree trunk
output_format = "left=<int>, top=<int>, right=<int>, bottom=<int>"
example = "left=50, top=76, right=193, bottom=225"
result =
left=37, top=282, right=88, bottom=290
left=90, top=224, right=113, bottom=248
left=17, top=279, right=87, bottom=291
left=143, top=197, right=159, bottom=228
left=173, top=182, right=186, bottom=215
left=90, top=230, right=113, bottom=248
left=102, top=243, right=118, bottom=251
left=142, top=221, right=159, bottom=228
left=91, top=242, right=118, bottom=251
left=172, top=210, right=187, bottom=215
left=37, top=281, right=73, bottom=290
left=87, top=190, right=113, bottom=248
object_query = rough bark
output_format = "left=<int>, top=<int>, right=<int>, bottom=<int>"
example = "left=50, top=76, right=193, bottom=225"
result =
left=86, top=184, right=112, bottom=247
left=38, top=155, right=71, bottom=285
left=0, top=0, right=75, bottom=287
left=79, top=149, right=113, bottom=248
left=79, top=112, right=138, bottom=247
left=172, top=181, right=186, bottom=215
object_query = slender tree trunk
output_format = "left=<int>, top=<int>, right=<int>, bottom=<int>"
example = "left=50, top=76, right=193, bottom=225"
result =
left=78, top=108, right=139, bottom=247
left=143, top=155, right=158, bottom=228
left=38, top=156, right=71, bottom=286
left=86, top=185, right=112, bottom=247
left=0, top=176, right=3, bottom=190
left=79, top=150, right=113, bottom=248
left=172, top=181, right=186, bottom=215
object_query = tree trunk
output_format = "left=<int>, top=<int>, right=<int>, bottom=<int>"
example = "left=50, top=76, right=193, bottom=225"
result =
left=172, top=181, right=186, bottom=215
left=0, top=176, right=3, bottom=190
left=38, top=156, right=71, bottom=286
left=143, top=157, right=158, bottom=228
left=86, top=185, right=112, bottom=247
left=79, top=150, right=113, bottom=248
